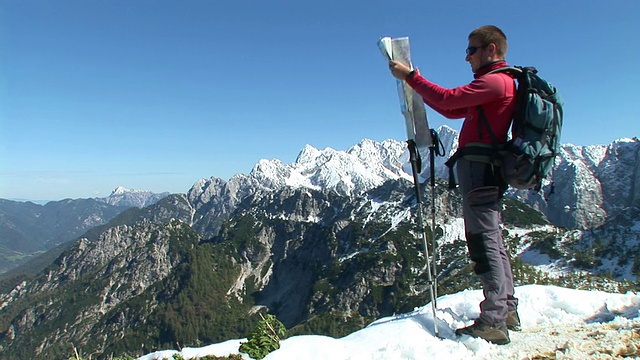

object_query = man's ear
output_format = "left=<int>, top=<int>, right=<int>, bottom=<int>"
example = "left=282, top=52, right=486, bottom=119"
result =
left=487, top=42, right=503, bottom=60
left=487, top=42, right=497, bottom=55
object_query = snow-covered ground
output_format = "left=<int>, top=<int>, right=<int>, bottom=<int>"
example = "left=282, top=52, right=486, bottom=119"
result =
left=138, top=284, right=640, bottom=360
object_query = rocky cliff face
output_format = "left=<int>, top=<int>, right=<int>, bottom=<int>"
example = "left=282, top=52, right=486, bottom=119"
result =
left=510, top=137, right=640, bottom=229
left=0, top=219, right=198, bottom=358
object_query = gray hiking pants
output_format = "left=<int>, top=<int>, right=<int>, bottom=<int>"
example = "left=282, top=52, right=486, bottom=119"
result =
left=457, top=158, right=518, bottom=327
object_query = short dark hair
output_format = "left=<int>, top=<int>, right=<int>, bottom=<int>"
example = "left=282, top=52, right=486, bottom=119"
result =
left=469, top=25, right=508, bottom=58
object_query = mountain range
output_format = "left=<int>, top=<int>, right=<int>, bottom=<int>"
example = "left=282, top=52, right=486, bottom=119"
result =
left=189, top=125, right=638, bottom=231
left=0, top=187, right=170, bottom=274
left=0, top=126, right=638, bottom=359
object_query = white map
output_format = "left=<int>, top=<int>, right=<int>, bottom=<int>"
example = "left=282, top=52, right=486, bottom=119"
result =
left=378, top=36, right=432, bottom=151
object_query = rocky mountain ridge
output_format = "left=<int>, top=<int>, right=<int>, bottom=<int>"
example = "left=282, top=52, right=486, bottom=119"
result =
left=190, top=126, right=638, bottom=231
left=2, top=127, right=637, bottom=276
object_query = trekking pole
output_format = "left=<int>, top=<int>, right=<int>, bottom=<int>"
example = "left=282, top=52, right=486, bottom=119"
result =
left=407, top=139, right=439, bottom=338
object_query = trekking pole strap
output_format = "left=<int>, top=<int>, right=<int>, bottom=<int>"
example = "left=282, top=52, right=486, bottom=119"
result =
left=444, top=152, right=461, bottom=189
left=407, top=140, right=422, bottom=174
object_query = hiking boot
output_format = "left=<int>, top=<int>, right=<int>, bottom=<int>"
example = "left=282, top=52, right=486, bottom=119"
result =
left=507, top=310, right=521, bottom=331
left=455, top=320, right=510, bottom=345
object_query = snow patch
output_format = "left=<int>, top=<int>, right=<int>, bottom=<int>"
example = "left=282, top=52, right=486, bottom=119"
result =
left=137, top=285, right=640, bottom=360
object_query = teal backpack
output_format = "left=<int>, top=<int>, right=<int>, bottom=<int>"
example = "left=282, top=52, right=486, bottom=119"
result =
left=446, top=66, right=564, bottom=193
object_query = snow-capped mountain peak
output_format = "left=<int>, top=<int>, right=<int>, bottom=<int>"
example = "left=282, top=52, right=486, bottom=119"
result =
left=101, top=186, right=170, bottom=208
left=192, top=128, right=638, bottom=230
left=111, top=186, right=134, bottom=196
left=249, top=138, right=411, bottom=197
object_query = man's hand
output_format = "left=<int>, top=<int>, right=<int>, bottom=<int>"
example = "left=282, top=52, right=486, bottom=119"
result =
left=388, top=60, right=414, bottom=80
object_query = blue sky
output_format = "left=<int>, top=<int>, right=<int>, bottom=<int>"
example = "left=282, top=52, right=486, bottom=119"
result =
left=2, top=1, right=638, bottom=201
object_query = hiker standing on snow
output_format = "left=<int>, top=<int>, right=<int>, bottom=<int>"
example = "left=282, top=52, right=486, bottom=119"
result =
left=388, top=25, right=520, bottom=345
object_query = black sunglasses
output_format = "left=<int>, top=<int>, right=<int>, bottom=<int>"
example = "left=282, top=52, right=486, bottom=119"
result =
left=466, top=44, right=489, bottom=56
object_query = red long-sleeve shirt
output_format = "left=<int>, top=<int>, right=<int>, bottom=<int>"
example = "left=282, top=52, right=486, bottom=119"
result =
left=405, top=61, right=516, bottom=147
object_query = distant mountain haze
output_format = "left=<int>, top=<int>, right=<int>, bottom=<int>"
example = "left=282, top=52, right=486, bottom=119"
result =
left=0, top=187, right=170, bottom=273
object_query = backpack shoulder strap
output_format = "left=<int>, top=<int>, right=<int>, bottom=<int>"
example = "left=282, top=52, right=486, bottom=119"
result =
left=477, top=66, right=521, bottom=142
left=486, top=66, right=526, bottom=78
left=476, top=105, right=499, bottom=146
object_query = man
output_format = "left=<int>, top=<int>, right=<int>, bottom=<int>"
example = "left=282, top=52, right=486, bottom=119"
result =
left=388, top=25, right=520, bottom=345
